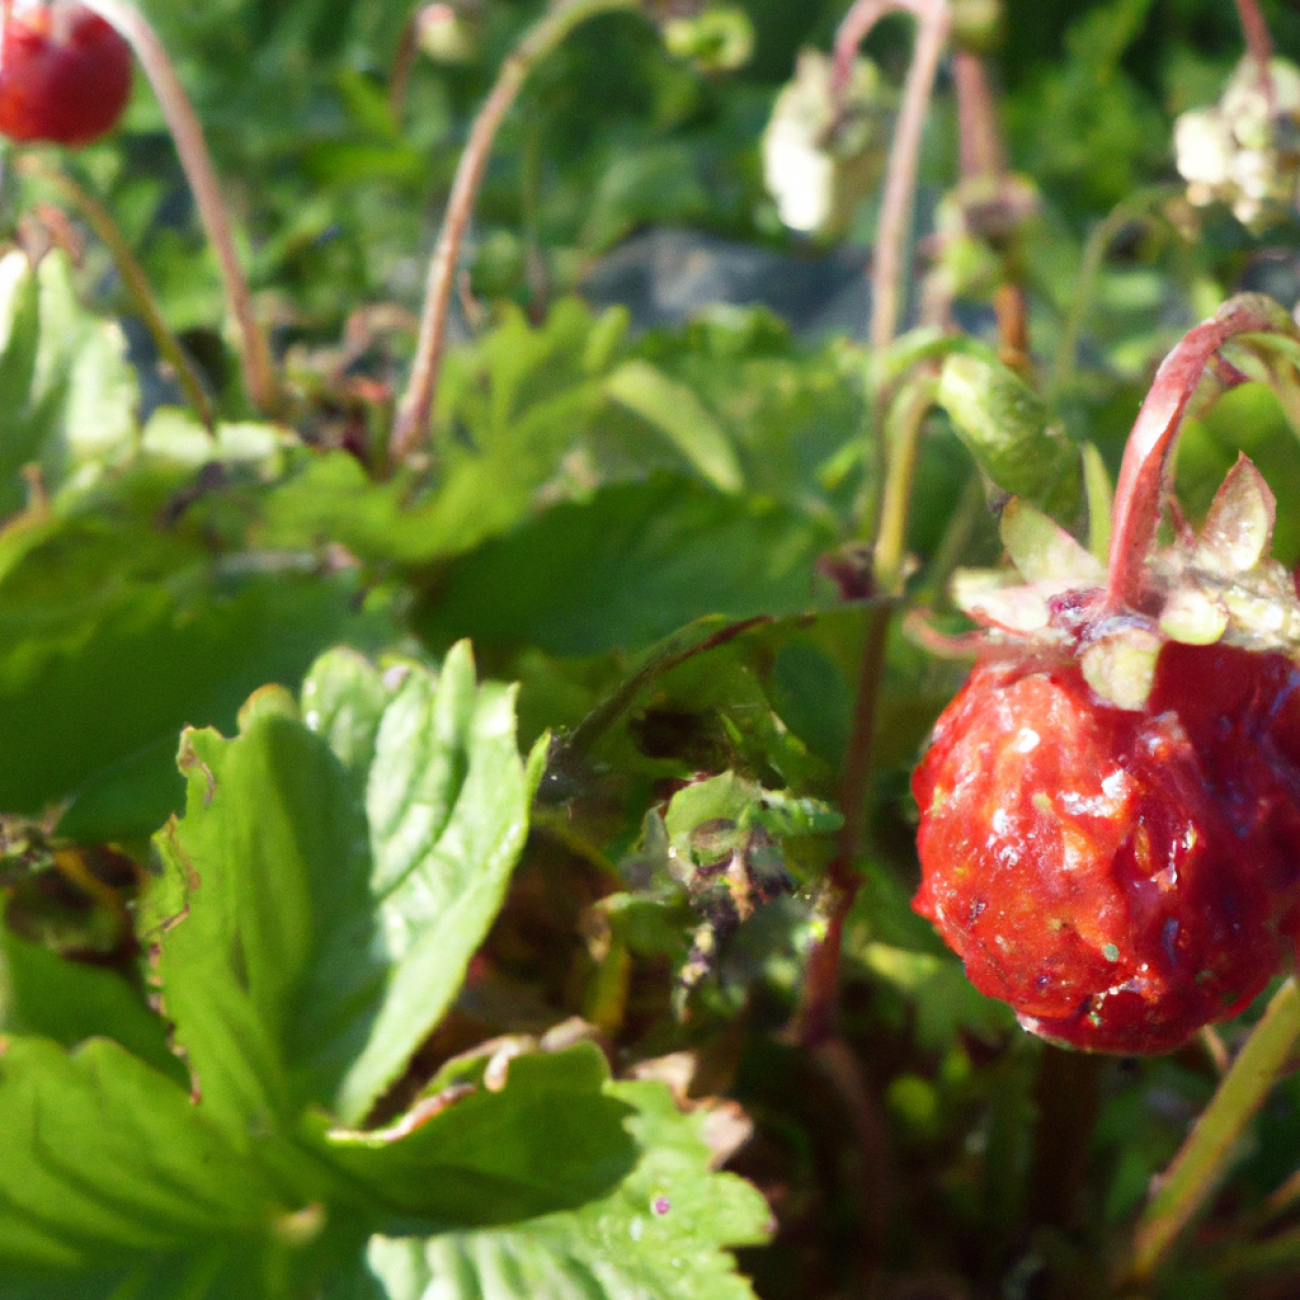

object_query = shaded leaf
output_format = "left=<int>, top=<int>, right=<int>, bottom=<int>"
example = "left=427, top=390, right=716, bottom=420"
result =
left=146, top=688, right=382, bottom=1144
left=0, top=505, right=385, bottom=842
left=0, top=932, right=186, bottom=1087
left=606, top=360, right=744, bottom=492
left=416, top=477, right=838, bottom=657
left=360, top=1081, right=770, bottom=1300
left=308, top=1045, right=636, bottom=1227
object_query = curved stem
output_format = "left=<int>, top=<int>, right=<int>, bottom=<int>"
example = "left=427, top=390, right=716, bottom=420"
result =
left=1105, top=297, right=1293, bottom=611
left=21, top=158, right=214, bottom=432
left=80, top=0, right=281, bottom=417
left=832, top=0, right=891, bottom=97
left=793, top=0, right=948, bottom=1050
left=1128, top=978, right=1300, bottom=1283
left=389, top=0, right=640, bottom=464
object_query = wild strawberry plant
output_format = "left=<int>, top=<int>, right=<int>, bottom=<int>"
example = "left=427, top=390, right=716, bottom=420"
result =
left=6, top=1, right=1300, bottom=1298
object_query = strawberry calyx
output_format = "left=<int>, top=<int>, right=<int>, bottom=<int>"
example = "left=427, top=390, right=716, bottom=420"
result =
left=947, top=294, right=1300, bottom=712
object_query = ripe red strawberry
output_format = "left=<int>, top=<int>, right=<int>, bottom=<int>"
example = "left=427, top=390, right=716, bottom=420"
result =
left=912, top=297, right=1300, bottom=1053
left=913, top=643, right=1300, bottom=1053
left=0, top=1, right=132, bottom=147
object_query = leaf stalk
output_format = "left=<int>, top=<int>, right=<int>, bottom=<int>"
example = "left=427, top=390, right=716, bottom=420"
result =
left=1128, top=978, right=1300, bottom=1282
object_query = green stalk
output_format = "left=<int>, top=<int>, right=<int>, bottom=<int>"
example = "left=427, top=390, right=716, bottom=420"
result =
left=22, top=158, right=214, bottom=433
left=1128, top=978, right=1300, bottom=1282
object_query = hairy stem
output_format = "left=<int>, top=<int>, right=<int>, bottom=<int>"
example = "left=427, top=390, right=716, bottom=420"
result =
left=389, top=0, right=640, bottom=463
left=22, top=159, right=214, bottom=432
left=1128, top=978, right=1300, bottom=1282
left=1105, top=296, right=1295, bottom=611
left=951, top=50, right=1029, bottom=368
left=81, top=0, right=281, bottom=416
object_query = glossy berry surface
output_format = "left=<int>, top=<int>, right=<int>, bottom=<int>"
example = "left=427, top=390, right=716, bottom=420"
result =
left=0, top=2, right=131, bottom=147
left=913, top=641, right=1300, bottom=1053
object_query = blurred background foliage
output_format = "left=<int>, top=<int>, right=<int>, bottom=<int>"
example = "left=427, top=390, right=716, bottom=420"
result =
left=5, top=1, right=1300, bottom=1297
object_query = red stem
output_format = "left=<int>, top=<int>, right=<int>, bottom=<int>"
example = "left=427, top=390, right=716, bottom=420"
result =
left=1105, top=298, right=1291, bottom=610
left=953, top=51, right=1002, bottom=181
left=1234, top=0, right=1276, bottom=112
left=1234, top=0, right=1274, bottom=73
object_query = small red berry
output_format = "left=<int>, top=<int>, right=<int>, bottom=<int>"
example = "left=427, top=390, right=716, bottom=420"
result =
left=910, top=299, right=1300, bottom=1054
left=913, top=643, right=1300, bottom=1054
left=0, top=1, right=132, bottom=147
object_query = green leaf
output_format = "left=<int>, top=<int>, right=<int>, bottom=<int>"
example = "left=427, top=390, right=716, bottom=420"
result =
left=0, top=249, right=138, bottom=516
left=415, top=477, right=838, bottom=657
left=147, top=688, right=383, bottom=1145
left=359, top=1080, right=770, bottom=1299
left=307, top=1045, right=637, bottom=1228
left=334, top=644, right=545, bottom=1123
left=0, top=502, right=386, bottom=842
left=663, top=771, right=839, bottom=845
left=300, top=646, right=394, bottom=778
left=145, top=644, right=540, bottom=1132
left=0, top=932, right=186, bottom=1087
left=1000, top=497, right=1105, bottom=585
left=0, top=1038, right=276, bottom=1275
left=606, top=360, right=745, bottom=492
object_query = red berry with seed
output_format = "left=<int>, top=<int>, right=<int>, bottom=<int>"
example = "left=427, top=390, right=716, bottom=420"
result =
left=914, top=645, right=1300, bottom=1053
left=912, top=297, right=1300, bottom=1053
left=0, top=1, right=132, bottom=147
